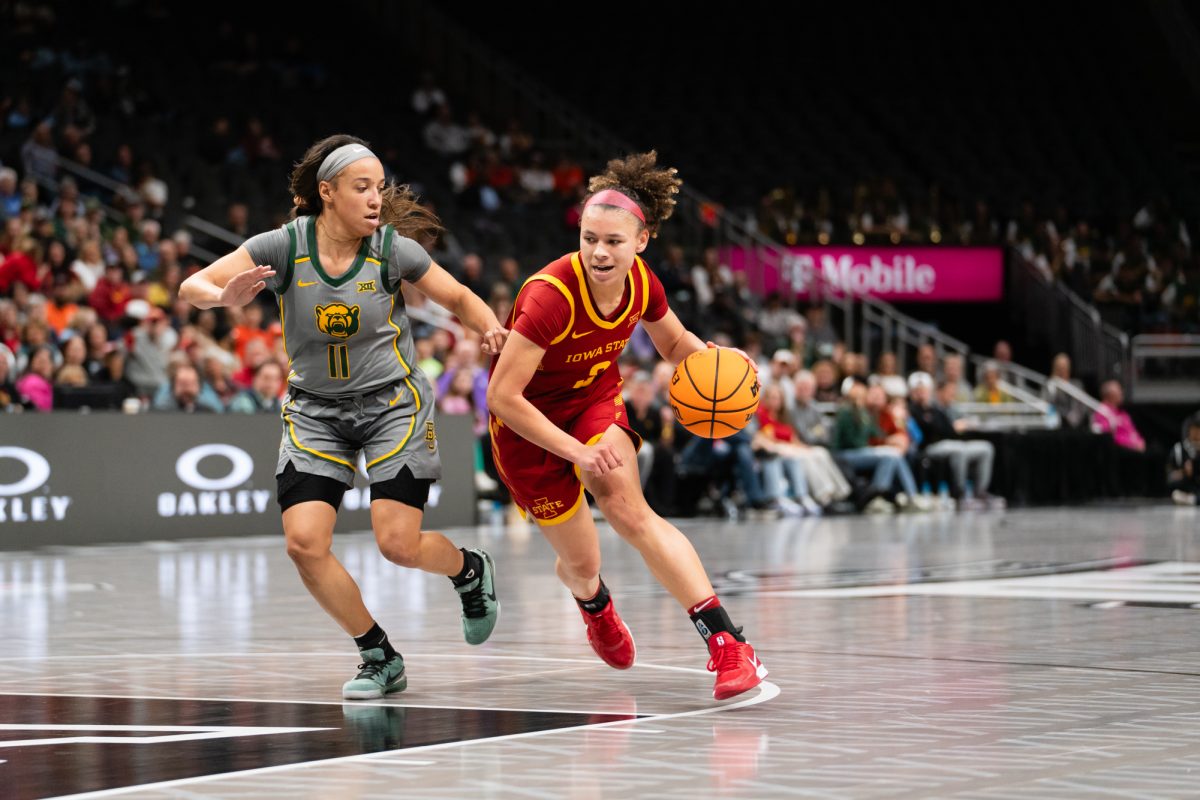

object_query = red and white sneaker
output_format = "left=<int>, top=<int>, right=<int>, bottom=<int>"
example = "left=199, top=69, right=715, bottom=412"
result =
left=707, top=633, right=767, bottom=700
left=580, top=601, right=636, bottom=670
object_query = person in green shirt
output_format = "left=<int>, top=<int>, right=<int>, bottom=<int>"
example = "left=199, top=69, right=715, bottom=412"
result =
left=831, top=379, right=922, bottom=510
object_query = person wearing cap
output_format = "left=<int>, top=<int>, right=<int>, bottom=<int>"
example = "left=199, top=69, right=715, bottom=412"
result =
left=909, top=371, right=998, bottom=506
left=180, top=134, right=507, bottom=700
left=124, top=299, right=177, bottom=398
left=762, top=348, right=799, bottom=410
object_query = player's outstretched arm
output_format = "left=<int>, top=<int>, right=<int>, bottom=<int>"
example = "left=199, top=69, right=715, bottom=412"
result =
left=412, top=262, right=508, bottom=355
left=486, top=331, right=622, bottom=476
left=179, top=246, right=275, bottom=310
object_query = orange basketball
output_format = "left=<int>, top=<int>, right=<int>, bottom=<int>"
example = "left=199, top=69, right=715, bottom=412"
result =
left=668, top=347, right=760, bottom=439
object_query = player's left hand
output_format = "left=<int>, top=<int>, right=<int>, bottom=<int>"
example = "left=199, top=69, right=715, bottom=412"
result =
left=480, top=326, right=509, bottom=356
left=706, top=341, right=758, bottom=375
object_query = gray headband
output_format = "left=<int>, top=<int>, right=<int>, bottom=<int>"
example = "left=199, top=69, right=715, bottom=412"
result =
left=316, top=144, right=377, bottom=183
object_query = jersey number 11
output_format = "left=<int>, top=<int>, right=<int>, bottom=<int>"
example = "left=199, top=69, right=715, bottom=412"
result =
left=327, top=344, right=351, bottom=380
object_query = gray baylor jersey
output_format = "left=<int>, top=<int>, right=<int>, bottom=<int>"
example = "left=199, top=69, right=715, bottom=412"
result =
left=243, top=216, right=432, bottom=399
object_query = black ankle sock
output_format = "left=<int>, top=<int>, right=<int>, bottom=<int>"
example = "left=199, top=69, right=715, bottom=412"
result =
left=450, top=548, right=484, bottom=587
left=689, top=603, right=746, bottom=643
left=575, top=579, right=611, bottom=614
left=353, top=622, right=397, bottom=660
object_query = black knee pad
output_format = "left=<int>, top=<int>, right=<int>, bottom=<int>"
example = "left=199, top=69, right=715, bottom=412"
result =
left=370, top=465, right=432, bottom=510
left=277, top=460, right=347, bottom=512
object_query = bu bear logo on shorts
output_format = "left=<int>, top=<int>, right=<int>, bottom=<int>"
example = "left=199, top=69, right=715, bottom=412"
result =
left=314, top=304, right=361, bottom=339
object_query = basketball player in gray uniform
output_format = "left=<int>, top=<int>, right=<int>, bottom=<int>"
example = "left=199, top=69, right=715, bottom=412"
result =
left=180, top=135, right=507, bottom=699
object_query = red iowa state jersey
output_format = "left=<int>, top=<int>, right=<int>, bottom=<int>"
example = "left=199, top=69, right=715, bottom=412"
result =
left=498, top=251, right=669, bottom=423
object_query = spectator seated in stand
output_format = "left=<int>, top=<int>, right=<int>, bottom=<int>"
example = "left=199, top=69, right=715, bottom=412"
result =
left=15, top=344, right=55, bottom=411
left=761, top=349, right=799, bottom=406
left=751, top=383, right=823, bottom=516
left=831, top=379, right=925, bottom=513
left=0, top=350, right=17, bottom=411
left=623, top=370, right=665, bottom=493
left=1092, top=380, right=1146, bottom=452
left=152, top=361, right=223, bottom=413
left=811, top=359, right=841, bottom=403
left=228, top=360, right=284, bottom=414
left=974, top=361, right=1013, bottom=404
left=791, top=370, right=853, bottom=507
left=870, top=350, right=907, bottom=399
left=627, top=365, right=691, bottom=516
left=1167, top=413, right=1200, bottom=506
left=942, top=353, right=973, bottom=403
left=908, top=372, right=1000, bottom=507
left=1042, top=352, right=1087, bottom=429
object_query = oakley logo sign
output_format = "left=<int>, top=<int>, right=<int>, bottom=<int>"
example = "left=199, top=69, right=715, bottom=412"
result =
left=0, top=446, right=71, bottom=523
left=158, top=444, right=270, bottom=518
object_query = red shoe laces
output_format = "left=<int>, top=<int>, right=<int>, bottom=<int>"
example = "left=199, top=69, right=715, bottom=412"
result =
left=593, top=608, right=623, bottom=638
left=707, top=640, right=742, bottom=673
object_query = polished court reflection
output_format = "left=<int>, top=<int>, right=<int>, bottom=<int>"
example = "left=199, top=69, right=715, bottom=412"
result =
left=1, top=505, right=1199, bottom=798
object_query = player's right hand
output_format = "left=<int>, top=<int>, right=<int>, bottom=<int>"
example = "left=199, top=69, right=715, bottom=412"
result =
left=219, top=265, right=275, bottom=307
left=575, top=441, right=623, bottom=476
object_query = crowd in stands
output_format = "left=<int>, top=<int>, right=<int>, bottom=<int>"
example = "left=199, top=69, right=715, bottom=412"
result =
left=2, top=19, right=1196, bottom=517
left=1, top=134, right=1194, bottom=515
left=756, top=184, right=1200, bottom=336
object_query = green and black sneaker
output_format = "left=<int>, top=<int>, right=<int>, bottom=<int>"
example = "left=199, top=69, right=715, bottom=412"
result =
left=454, top=548, right=500, bottom=645
left=341, top=648, right=407, bottom=700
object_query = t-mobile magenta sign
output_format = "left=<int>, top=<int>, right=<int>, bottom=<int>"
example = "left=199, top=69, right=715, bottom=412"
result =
left=723, top=247, right=1004, bottom=301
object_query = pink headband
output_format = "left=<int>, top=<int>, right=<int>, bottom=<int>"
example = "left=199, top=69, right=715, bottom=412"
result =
left=584, top=189, right=646, bottom=224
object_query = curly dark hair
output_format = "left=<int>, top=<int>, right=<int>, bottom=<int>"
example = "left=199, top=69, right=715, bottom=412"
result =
left=288, top=134, right=443, bottom=243
left=585, top=150, right=681, bottom=237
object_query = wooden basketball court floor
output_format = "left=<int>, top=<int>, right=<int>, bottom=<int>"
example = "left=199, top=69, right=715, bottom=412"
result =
left=3, top=504, right=1200, bottom=798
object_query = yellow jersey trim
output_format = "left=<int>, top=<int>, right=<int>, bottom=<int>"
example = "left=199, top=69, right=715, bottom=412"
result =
left=366, top=415, right=417, bottom=469
left=284, top=401, right=355, bottom=470
left=531, top=485, right=586, bottom=527
left=572, top=252, right=635, bottom=330
left=294, top=256, right=310, bottom=264
left=386, top=293, right=422, bottom=411
left=277, top=296, right=292, bottom=370
left=637, top=257, right=650, bottom=317
left=520, top=273, right=575, bottom=345
left=365, top=257, right=381, bottom=266
left=572, top=431, right=610, bottom=480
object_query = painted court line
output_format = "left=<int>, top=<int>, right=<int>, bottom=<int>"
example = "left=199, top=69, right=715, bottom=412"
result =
left=43, top=680, right=780, bottom=800
left=0, top=652, right=715, bottom=716
left=4, top=651, right=781, bottom=799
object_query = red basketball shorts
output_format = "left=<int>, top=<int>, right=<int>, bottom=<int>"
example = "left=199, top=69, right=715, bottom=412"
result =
left=490, top=384, right=642, bottom=526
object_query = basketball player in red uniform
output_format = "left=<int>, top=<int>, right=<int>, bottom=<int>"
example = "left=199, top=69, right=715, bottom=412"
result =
left=487, top=152, right=767, bottom=700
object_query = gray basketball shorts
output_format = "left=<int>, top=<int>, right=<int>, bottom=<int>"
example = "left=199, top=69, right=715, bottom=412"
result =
left=276, top=377, right=442, bottom=487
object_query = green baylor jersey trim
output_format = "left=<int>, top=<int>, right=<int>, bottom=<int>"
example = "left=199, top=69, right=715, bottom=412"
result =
left=270, top=217, right=430, bottom=399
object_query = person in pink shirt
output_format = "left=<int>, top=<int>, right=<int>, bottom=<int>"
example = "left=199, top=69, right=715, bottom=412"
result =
left=15, top=345, right=54, bottom=411
left=1093, top=380, right=1146, bottom=452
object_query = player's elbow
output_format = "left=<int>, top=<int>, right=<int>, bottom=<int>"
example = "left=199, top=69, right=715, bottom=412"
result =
left=178, top=274, right=202, bottom=305
left=486, top=382, right=515, bottom=421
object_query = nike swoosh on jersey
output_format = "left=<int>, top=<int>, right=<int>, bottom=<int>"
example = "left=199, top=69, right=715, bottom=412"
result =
left=570, top=329, right=597, bottom=339
left=297, top=280, right=318, bottom=287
